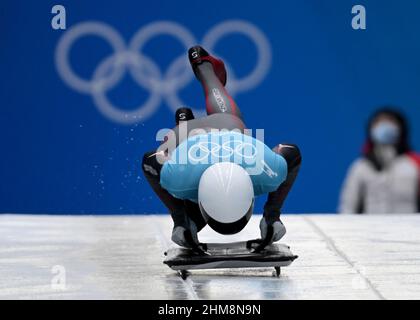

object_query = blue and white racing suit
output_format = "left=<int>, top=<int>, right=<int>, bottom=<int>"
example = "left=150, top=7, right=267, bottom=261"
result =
left=160, top=130, right=288, bottom=202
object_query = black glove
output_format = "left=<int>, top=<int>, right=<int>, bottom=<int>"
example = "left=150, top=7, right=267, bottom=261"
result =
left=171, top=222, right=198, bottom=248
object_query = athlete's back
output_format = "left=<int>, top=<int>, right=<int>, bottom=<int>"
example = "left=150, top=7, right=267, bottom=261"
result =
left=160, top=130, right=288, bottom=202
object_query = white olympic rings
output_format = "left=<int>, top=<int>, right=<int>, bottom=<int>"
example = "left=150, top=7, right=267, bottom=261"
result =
left=187, top=140, right=257, bottom=162
left=55, top=20, right=272, bottom=124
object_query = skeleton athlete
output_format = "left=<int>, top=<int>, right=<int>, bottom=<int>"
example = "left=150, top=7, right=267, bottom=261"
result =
left=142, top=46, right=301, bottom=249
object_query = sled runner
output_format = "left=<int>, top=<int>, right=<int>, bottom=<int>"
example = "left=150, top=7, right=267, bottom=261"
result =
left=163, top=239, right=298, bottom=280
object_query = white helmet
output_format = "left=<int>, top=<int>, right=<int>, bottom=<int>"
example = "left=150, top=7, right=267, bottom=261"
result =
left=198, top=162, right=254, bottom=235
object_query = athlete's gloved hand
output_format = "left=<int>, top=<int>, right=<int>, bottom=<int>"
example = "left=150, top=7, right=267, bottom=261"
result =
left=259, top=217, right=286, bottom=245
left=171, top=218, right=199, bottom=248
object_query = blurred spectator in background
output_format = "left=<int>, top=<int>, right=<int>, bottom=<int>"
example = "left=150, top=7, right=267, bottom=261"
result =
left=339, top=108, right=420, bottom=214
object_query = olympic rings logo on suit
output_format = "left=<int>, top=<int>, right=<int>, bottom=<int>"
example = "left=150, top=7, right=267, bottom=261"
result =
left=55, top=20, right=272, bottom=124
left=187, top=140, right=258, bottom=162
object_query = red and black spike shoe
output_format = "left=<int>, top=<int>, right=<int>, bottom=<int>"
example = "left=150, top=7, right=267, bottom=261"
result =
left=175, top=107, right=195, bottom=125
left=188, top=46, right=227, bottom=86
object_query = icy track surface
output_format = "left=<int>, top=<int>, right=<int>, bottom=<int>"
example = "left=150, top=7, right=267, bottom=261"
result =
left=1, top=214, right=420, bottom=299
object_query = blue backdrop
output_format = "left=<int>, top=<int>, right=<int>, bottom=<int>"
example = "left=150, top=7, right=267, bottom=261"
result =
left=1, top=0, right=420, bottom=214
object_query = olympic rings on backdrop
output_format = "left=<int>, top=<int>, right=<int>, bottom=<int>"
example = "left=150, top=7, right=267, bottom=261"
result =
left=55, top=20, right=272, bottom=124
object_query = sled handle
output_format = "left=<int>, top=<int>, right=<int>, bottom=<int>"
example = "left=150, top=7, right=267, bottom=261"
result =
left=252, top=225, right=274, bottom=253
left=184, top=230, right=209, bottom=255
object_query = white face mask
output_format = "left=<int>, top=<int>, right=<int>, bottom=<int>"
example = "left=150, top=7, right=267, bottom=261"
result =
left=371, top=121, right=400, bottom=145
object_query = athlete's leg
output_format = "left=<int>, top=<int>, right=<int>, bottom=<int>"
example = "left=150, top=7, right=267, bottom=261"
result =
left=142, top=151, right=187, bottom=226
left=142, top=150, right=207, bottom=231
left=263, top=144, right=302, bottom=222
left=188, top=46, right=243, bottom=119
